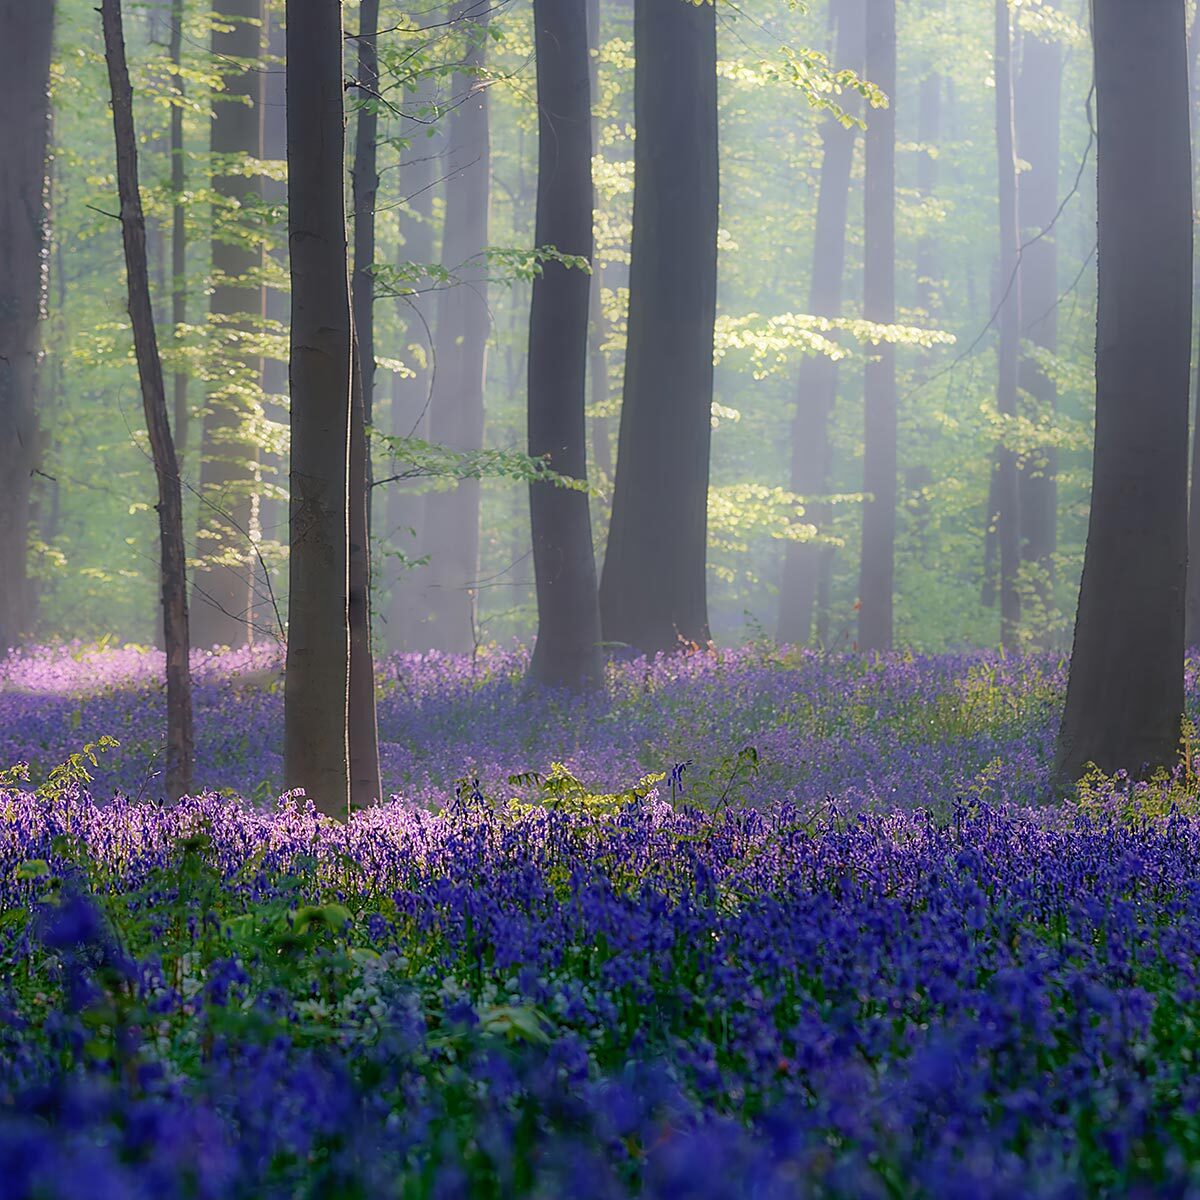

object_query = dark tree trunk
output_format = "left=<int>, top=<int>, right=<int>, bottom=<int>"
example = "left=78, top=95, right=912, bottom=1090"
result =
left=598, top=0, right=718, bottom=655
left=857, top=0, right=897, bottom=652
left=349, top=330, right=381, bottom=806
left=1054, top=0, right=1192, bottom=790
left=385, top=81, right=438, bottom=652
left=0, top=1, right=54, bottom=652
left=101, top=0, right=194, bottom=800
left=417, top=2, right=491, bottom=653
left=351, top=0, right=380, bottom=431
left=526, top=0, right=603, bottom=689
left=1016, top=20, right=1062, bottom=634
left=992, top=0, right=1021, bottom=649
left=1184, top=8, right=1200, bottom=647
left=347, top=0, right=381, bottom=804
left=283, top=0, right=352, bottom=820
left=169, top=0, right=188, bottom=458
left=192, top=0, right=264, bottom=648
left=915, top=70, right=940, bottom=317
left=778, top=0, right=864, bottom=646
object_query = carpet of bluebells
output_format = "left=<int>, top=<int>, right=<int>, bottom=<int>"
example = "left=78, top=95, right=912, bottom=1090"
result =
left=6, top=644, right=1200, bottom=1196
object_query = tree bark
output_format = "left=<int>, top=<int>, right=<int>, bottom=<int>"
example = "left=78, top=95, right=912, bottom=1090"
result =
left=349, top=329, right=381, bottom=806
left=1054, top=0, right=1192, bottom=790
left=1184, top=7, right=1200, bottom=647
left=598, top=0, right=718, bottom=655
left=192, top=0, right=264, bottom=648
left=526, top=0, right=603, bottom=689
left=351, top=0, right=381, bottom=434
left=1016, top=18, right=1062, bottom=636
left=101, top=0, right=194, bottom=800
left=169, top=0, right=188, bottom=459
left=0, top=1, right=54, bottom=652
left=778, top=0, right=864, bottom=646
left=992, top=0, right=1021, bottom=649
left=857, top=0, right=897, bottom=652
left=283, top=0, right=352, bottom=820
left=416, top=2, right=491, bottom=652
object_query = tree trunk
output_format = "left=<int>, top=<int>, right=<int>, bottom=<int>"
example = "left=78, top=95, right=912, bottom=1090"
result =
left=347, top=0, right=381, bottom=804
left=417, top=2, right=491, bottom=653
left=1184, top=7, right=1200, bottom=648
left=192, top=0, right=264, bottom=648
left=349, top=329, right=381, bottom=806
left=385, top=80, right=438, bottom=653
left=526, top=0, right=603, bottom=689
left=992, top=0, right=1021, bottom=649
left=101, top=0, right=194, bottom=800
left=283, top=0, right=352, bottom=820
left=778, top=0, right=864, bottom=646
left=857, top=0, right=897, bottom=652
left=1016, top=18, right=1062, bottom=637
left=169, top=0, right=188, bottom=458
left=1054, top=0, right=1192, bottom=790
left=598, top=0, right=718, bottom=655
left=0, top=1, right=54, bottom=652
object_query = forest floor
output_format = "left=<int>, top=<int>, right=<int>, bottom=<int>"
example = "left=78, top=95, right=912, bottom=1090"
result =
left=3, top=644, right=1200, bottom=1196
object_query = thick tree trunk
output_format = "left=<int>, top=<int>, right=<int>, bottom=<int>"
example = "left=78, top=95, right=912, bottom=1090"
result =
left=598, top=0, right=718, bottom=655
left=417, top=2, right=491, bottom=653
left=192, top=0, right=264, bottom=648
left=778, top=0, right=864, bottom=646
left=349, top=330, right=381, bottom=806
left=1016, top=21, right=1062, bottom=635
left=857, top=0, right=897, bottom=652
left=1054, top=0, right=1192, bottom=790
left=283, top=0, right=352, bottom=820
left=101, top=0, right=194, bottom=800
left=169, top=0, right=188, bottom=458
left=527, top=0, right=603, bottom=689
left=385, top=81, right=438, bottom=652
left=992, top=0, right=1021, bottom=649
left=0, top=2, right=54, bottom=652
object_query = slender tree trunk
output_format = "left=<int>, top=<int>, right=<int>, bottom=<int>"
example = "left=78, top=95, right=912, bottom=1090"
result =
left=857, top=0, right=897, bottom=652
left=101, top=0, right=194, bottom=800
left=347, top=0, right=381, bottom=804
left=417, top=2, right=491, bottom=652
left=283, top=0, right=352, bottom=819
left=1016, top=18, right=1062, bottom=638
left=351, top=0, right=381, bottom=434
left=386, top=81, right=438, bottom=652
left=169, top=0, right=188, bottom=458
left=192, top=0, right=264, bottom=648
left=349, top=329, right=381, bottom=806
left=778, top=0, right=864, bottom=646
left=527, top=0, right=603, bottom=689
left=992, top=0, right=1021, bottom=649
left=1184, top=8, right=1200, bottom=647
left=915, top=71, right=940, bottom=317
left=598, top=0, right=718, bottom=655
left=1054, top=0, right=1192, bottom=790
left=0, top=2, right=54, bottom=652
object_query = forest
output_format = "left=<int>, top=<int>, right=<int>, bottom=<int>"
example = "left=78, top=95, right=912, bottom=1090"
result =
left=2, top=0, right=1199, bottom=1194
